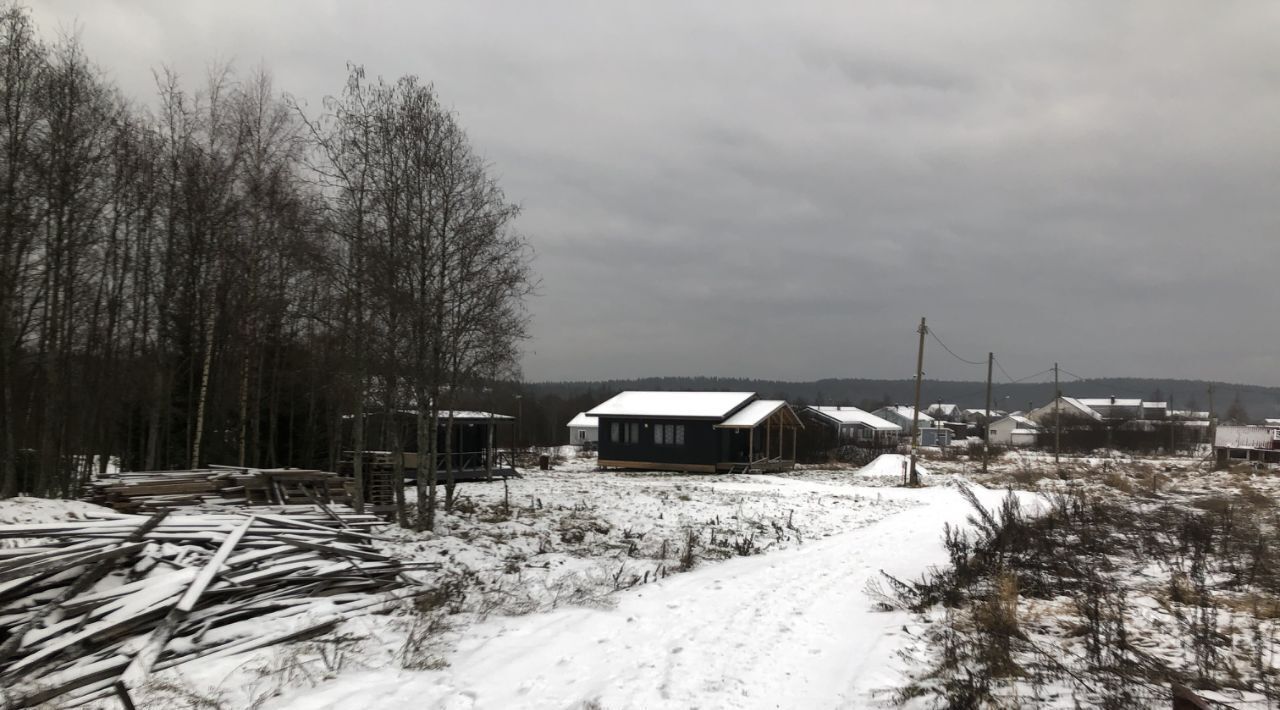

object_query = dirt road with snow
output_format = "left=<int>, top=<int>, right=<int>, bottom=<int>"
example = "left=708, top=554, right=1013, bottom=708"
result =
left=271, top=481, right=1017, bottom=710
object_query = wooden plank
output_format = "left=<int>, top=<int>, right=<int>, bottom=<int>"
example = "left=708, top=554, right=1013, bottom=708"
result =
left=0, top=543, right=148, bottom=585
left=0, top=511, right=165, bottom=663
left=116, top=517, right=254, bottom=693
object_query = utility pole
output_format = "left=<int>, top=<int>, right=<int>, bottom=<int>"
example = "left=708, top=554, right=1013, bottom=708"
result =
left=983, top=352, right=993, bottom=473
left=908, top=317, right=927, bottom=486
left=514, top=394, right=523, bottom=452
left=1053, top=362, right=1061, bottom=472
left=1207, top=385, right=1216, bottom=454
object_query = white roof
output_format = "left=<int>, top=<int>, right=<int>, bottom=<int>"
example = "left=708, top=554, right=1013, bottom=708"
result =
left=1265, top=418, right=1280, bottom=426
left=447, top=410, right=515, bottom=420
left=926, top=403, right=960, bottom=417
left=807, top=406, right=901, bottom=431
left=1059, top=397, right=1104, bottom=420
left=995, top=414, right=1039, bottom=429
left=343, top=409, right=512, bottom=421
left=1215, top=425, right=1277, bottom=449
left=1079, top=398, right=1142, bottom=408
left=876, top=406, right=938, bottom=424
left=587, top=391, right=756, bottom=420
left=567, top=412, right=598, bottom=428
left=718, top=400, right=790, bottom=428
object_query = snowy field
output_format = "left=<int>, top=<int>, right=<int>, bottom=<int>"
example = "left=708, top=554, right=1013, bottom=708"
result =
left=4, top=449, right=1275, bottom=709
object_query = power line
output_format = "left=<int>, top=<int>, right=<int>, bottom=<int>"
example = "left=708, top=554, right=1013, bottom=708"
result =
left=992, top=357, right=1053, bottom=384
left=926, top=327, right=987, bottom=366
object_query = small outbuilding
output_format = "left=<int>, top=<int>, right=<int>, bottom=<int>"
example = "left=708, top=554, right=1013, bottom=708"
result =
left=1214, top=425, right=1280, bottom=467
left=589, top=391, right=803, bottom=473
left=567, top=412, right=599, bottom=446
left=987, top=414, right=1041, bottom=447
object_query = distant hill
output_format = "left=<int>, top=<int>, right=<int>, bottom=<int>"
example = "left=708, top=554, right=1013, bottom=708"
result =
left=526, top=376, right=1280, bottom=421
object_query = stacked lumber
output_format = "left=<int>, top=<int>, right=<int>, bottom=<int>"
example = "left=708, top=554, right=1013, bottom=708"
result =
left=87, top=467, right=351, bottom=513
left=0, top=508, right=423, bottom=709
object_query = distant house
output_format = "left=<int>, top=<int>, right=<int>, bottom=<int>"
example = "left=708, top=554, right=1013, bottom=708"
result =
left=567, top=412, right=598, bottom=446
left=964, top=408, right=1008, bottom=425
left=1026, top=396, right=1104, bottom=425
left=1214, top=424, right=1280, bottom=466
left=987, top=414, right=1041, bottom=447
left=803, top=406, right=901, bottom=447
left=589, top=391, right=803, bottom=473
left=872, top=406, right=954, bottom=447
left=1030, top=397, right=1173, bottom=426
left=925, top=403, right=963, bottom=422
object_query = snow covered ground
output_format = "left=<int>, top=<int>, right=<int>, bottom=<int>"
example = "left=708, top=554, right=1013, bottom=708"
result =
left=266, top=480, right=1019, bottom=710
left=0, top=452, right=1041, bottom=709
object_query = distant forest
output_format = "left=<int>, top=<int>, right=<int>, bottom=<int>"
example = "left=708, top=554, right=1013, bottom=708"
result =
left=512, top=376, right=1280, bottom=447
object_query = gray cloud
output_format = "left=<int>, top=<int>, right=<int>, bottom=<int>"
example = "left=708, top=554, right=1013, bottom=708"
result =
left=33, top=0, right=1280, bottom=385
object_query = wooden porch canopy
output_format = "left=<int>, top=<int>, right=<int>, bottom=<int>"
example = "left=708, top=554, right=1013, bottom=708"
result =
left=715, top=400, right=804, bottom=465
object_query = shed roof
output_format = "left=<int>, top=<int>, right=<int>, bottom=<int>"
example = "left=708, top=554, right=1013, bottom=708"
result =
left=806, top=406, right=901, bottom=431
left=716, top=400, right=800, bottom=428
left=587, top=391, right=756, bottom=420
left=567, top=412, right=598, bottom=428
left=445, top=410, right=516, bottom=421
left=342, top=409, right=513, bottom=421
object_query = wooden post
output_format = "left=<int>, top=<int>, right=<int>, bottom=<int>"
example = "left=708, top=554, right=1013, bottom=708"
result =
left=983, top=352, right=993, bottom=474
left=486, top=413, right=494, bottom=482
left=1054, top=363, right=1061, bottom=473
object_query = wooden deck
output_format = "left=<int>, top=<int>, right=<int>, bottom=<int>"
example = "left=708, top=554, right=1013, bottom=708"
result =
left=716, top=458, right=796, bottom=474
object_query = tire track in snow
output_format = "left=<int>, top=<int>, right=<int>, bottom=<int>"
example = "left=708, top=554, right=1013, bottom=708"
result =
left=270, top=482, right=1018, bottom=710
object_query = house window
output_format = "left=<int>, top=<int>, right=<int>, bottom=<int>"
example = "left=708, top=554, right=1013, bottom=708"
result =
left=578, top=430, right=585, bottom=441
left=655, top=423, right=685, bottom=445
left=613, top=422, right=639, bottom=444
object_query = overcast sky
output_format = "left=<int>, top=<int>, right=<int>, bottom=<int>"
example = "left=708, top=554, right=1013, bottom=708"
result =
left=32, top=1, right=1280, bottom=386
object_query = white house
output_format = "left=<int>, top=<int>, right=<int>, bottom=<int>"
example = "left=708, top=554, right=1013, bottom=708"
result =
left=1027, top=396, right=1104, bottom=425
left=567, top=412, right=599, bottom=446
left=988, top=414, right=1041, bottom=447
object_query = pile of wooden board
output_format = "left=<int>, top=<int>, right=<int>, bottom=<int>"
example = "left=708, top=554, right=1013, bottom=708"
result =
left=87, top=467, right=351, bottom=513
left=0, top=508, right=422, bottom=709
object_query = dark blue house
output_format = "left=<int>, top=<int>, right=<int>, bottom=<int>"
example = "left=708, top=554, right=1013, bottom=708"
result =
left=588, top=391, right=803, bottom=473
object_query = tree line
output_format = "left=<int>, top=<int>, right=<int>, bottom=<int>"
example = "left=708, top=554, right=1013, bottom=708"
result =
left=0, top=3, right=535, bottom=525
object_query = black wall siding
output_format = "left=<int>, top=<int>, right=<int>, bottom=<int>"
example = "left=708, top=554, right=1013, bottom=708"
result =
left=597, top=417, right=722, bottom=466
